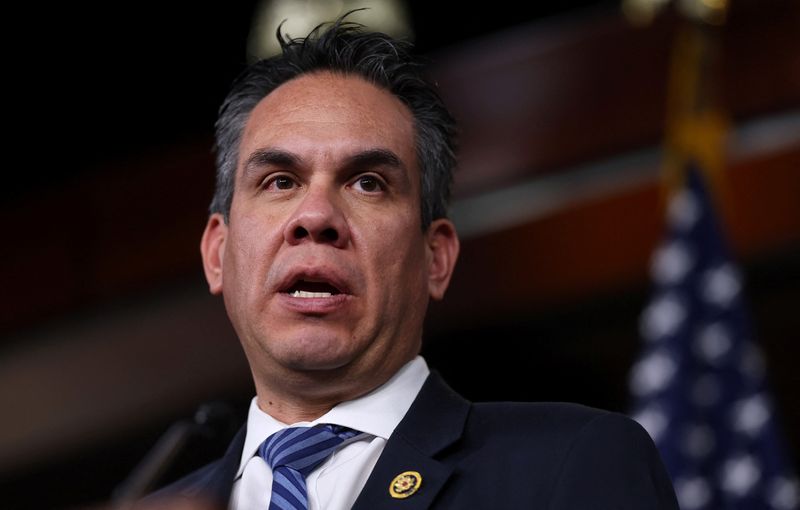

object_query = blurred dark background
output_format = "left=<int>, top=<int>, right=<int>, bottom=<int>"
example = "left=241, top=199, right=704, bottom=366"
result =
left=2, top=0, right=798, bottom=508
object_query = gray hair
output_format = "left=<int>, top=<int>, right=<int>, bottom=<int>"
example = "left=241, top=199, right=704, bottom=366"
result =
left=210, top=14, right=458, bottom=229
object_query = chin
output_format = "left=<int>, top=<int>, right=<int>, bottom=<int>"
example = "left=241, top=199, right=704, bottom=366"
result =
left=270, top=332, right=363, bottom=373
left=281, top=353, right=354, bottom=373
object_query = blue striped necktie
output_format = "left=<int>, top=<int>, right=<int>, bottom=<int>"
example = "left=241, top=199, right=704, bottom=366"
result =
left=258, top=424, right=361, bottom=510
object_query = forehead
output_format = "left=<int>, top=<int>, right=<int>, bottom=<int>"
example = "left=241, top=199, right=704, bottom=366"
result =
left=239, top=72, right=416, bottom=167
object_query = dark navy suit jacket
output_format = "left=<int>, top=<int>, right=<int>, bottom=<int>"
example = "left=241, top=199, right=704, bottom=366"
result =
left=155, top=372, right=679, bottom=509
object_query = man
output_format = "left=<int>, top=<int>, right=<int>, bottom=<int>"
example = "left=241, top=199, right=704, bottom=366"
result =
left=156, top=15, right=678, bottom=510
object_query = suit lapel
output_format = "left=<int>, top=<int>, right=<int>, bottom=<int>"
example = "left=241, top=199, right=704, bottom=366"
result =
left=351, top=372, right=471, bottom=510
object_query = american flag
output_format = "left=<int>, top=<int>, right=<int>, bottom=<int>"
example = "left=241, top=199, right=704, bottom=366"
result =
left=628, top=166, right=799, bottom=509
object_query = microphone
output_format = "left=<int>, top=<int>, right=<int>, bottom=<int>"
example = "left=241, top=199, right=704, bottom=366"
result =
left=111, top=402, right=236, bottom=507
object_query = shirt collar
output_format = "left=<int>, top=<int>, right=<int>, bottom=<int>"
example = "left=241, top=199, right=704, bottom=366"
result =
left=236, top=356, right=430, bottom=478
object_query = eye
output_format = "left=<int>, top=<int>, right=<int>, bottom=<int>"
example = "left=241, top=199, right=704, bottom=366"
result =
left=353, top=174, right=384, bottom=193
left=263, top=174, right=297, bottom=191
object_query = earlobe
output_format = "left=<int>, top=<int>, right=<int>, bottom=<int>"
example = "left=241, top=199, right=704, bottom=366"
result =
left=426, top=219, right=460, bottom=301
left=200, top=213, right=227, bottom=295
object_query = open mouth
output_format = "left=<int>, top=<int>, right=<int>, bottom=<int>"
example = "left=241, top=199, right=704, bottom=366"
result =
left=285, top=279, right=342, bottom=298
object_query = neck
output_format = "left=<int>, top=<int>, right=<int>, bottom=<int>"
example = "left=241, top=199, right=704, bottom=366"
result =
left=255, top=396, right=336, bottom=424
left=251, top=351, right=420, bottom=423
left=255, top=360, right=419, bottom=424
left=253, top=368, right=384, bottom=424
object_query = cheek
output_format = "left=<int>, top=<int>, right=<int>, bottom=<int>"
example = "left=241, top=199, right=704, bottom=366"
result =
left=224, top=217, right=280, bottom=294
left=367, top=224, right=428, bottom=301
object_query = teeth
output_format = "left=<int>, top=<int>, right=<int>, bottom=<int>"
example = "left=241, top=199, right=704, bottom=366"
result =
left=291, top=290, right=333, bottom=298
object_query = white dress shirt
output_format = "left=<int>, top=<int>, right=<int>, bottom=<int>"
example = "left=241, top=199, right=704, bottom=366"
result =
left=230, top=356, right=430, bottom=510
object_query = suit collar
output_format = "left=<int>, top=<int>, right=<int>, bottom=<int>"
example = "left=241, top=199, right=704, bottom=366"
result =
left=351, top=371, right=471, bottom=509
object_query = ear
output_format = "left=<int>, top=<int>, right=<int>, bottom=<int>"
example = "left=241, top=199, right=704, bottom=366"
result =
left=425, top=218, right=460, bottom=301
left=200, top=213, right=227, bottom=295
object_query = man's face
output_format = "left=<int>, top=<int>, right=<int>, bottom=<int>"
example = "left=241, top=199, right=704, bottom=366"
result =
left=201, top=72, right=458, bottom=402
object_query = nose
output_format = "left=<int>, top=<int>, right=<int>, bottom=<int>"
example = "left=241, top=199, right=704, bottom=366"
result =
left=283, top=186, right=350, bottom=248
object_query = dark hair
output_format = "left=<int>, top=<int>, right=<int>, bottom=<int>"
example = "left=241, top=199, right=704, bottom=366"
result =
left=210, top=14, right=458, bottom=229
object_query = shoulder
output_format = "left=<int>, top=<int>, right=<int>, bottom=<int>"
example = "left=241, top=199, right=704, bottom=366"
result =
left=467, top=401, right=664, bottom=471
left=464, top=402, right=678, bottom=509
left=415, top=372, right=654, bottom=455
left=468, top=400, right=647, bottom=445
left=471, top=400, right=615, bottom=422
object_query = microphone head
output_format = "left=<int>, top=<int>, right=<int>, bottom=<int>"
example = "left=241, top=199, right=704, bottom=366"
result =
left=192, top=401, right=239, bottom=441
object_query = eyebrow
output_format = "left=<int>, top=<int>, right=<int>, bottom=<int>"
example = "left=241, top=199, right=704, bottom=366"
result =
left=243, top=148, right=302, bottom=175
left=343, top=148, right=406, bottom=174
left=242, top=147, right=407, bottom=177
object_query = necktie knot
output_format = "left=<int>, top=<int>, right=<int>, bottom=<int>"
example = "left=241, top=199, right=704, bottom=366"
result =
left=258, top=424, right=361, bottom=510
left=259, top=424, right=360, bottom=474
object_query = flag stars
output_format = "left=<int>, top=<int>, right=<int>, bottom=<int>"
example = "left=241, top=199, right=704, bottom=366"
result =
left=721, top=454, right=762, bottom=497
left=731, top=393, right=771, bottom=437
left=640, top=292, right=687, bottom=341
left=701, top=263, right=741, bottom=308
left=632, top=405, right=670, bottom=442
left=768, top=476, right=800, bottom=510
left=630, top=350, right=678, bottom=396
left=682, top=424, right=716, bottom=459
left=652, top=241, right=694, bottom=285
left=629, top=169, right=798, bottom=506
left=694, top=322, right=733, bottom=366
left=667, top=189, right=702, bottom=230
left=675, top=476, right=712, bottom=510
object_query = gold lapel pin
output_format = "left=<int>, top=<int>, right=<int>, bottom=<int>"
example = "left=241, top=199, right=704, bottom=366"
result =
left=389, top=471, right=422, bottom=499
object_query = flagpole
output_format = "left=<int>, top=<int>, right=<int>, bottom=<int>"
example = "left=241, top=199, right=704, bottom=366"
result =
left=661, top=0, right=730, bottom=212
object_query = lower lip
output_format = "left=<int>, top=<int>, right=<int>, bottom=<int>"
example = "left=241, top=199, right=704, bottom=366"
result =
left=277, top=293, right=352, bottom=314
